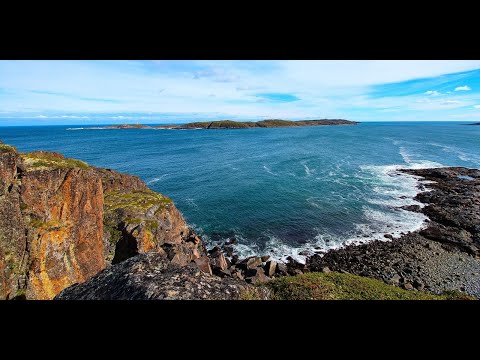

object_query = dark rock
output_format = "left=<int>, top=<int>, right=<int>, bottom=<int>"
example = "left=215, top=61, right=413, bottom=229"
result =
left=261, top=255, right=270, bottom=262
left=231, top=255, right=239, bottom=265
left=224, top=245, right=234, bottom=257
left=276, top=262, right=288, bottom=275
left=384, top=234, right=394, bottom=240
left=226, top=237, right=237, bottom=245
left=55, top=253, right=265, bottom=300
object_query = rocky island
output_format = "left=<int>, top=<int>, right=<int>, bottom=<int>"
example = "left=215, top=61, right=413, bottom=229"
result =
left=85, top=119, right=358, bottom=130
left=0, top=141, right=477, bottom=300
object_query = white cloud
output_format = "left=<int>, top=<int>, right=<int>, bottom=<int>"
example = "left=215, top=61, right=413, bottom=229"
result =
left=34, top=115, right=48, bottom=118
left=455, top=85, right=471, bottom=91
left=425, top=90, right=441, bottom=96
left=474, top=105, right=480, bottom=109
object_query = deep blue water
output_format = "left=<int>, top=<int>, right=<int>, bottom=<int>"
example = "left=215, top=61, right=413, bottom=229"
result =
left=1, top=122, right=479, bottom=261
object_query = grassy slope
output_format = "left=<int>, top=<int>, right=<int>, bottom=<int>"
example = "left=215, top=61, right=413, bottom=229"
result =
left=262, top=272, right=474, bottom=300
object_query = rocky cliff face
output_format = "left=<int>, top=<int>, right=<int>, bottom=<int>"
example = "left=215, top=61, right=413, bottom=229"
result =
left=0, top=142, right=204, bottom=299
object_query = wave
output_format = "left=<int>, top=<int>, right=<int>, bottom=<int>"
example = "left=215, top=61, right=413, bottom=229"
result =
left=429, top=142, right=480, bottom=165
left=66, top=127, right=107, bottom=130
left=146, top=174, right=169, bottom=185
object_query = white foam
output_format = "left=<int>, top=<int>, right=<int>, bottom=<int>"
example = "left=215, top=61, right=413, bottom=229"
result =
left=263, top=165, right=278, bottom=176
left=303, top=164, right=315, bottom=176
left=146, top=174, right=168, bottom=185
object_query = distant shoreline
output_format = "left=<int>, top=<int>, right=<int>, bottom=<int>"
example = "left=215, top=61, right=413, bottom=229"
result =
left=67, top=119, right=358, bottom=130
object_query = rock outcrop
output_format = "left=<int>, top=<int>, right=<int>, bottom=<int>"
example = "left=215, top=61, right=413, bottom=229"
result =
left=0, top=142, right=205, bottom=299
left=55, top=253, right=268, bottom=300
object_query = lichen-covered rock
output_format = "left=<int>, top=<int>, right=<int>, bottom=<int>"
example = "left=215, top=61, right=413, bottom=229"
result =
left=0, top=149, right=28, bottom=299
left=101, top=177, right=206, bottom=266
left=55, top=253, right=269, bottom=300
left=21, top=166, right=106, bottom=300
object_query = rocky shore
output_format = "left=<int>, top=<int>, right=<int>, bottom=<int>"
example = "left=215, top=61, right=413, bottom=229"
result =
left=308, top=167, right=480, bottom=297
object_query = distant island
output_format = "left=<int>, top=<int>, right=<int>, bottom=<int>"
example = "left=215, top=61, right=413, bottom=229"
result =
left=466, top=122, right=480, bottom=126
left=97, top=119, right=358, bottom=130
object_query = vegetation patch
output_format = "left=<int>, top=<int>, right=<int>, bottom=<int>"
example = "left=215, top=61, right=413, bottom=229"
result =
left=0, top=143, right=17, bottom=153
left=104, top=224, right=123, bottom=246
left=104, top=190, right=172, bottom=213
left=29, top=218, right=65, bottom=231
left=22, top=152, right=89, bottom=171
left=264, top=272, right=474, bottom=300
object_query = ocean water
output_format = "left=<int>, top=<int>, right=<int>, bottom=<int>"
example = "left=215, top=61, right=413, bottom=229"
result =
left=2, top=122, right=479, bottom=262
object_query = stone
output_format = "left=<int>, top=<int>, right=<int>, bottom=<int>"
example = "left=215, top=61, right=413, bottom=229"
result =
left=194, top=256, right=212, bottom=275
left=390, top=274, right=401, bottom=284
left=261, top=255, right=270, bottom=262
left=171, top=253, right=191, bottom=267
left=210, top=252, right=228, bottom=271
left=247, top=257, right=263, bottom=269
left=245, top=267, right=270, bottom=284
left=322, top=266, right=331, bottom=273
left=264, top=260, right=277, bottom=277
left=403, top=283, right=414, bottom=290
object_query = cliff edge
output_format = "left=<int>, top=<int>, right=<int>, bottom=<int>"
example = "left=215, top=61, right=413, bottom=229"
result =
left=0, top=142, right=206, bottom=299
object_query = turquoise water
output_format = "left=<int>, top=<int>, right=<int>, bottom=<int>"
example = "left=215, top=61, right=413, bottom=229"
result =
left=2, top=122, right=479, bottom=262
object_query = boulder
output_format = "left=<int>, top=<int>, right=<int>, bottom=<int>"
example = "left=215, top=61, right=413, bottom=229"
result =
left=194, top=256, right=212, bottom=275
left=264, top=260, right=277, bottom=277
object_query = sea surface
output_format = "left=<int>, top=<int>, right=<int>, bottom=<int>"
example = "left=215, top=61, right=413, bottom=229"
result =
left=2, top=122, right=479, bottom=262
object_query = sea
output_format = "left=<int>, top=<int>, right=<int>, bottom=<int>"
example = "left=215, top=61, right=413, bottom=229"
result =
left=1, top=122, right=479, bottom=262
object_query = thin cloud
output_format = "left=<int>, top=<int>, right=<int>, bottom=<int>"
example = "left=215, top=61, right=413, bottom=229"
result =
left=454, top=85, right=471, bottom=91
left=474, top=105, right=480, bottom=109
left=425, top=90, right=441, bottom=96
left=441, top=100, right=461, bottom=105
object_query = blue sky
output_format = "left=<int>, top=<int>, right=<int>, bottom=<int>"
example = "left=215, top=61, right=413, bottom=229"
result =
left=2, top=60, right=480, bottom=125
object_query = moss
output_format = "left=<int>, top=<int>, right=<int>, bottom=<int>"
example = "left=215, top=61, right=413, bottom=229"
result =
left=105, top=225, right=122, bottom=245
left=0, top=143, right=17, bottom=153
left=21, top=152, right=89, bottom=171
left=239, top=288, right=268, bottom=300
left=145, top=220, right=159, bottom=231
left=264, top=272, right=475, bottom=300
left=124, top=217, right=143, bottom=225
left=29, top=218, right=64, bottom=231
left=19, top=202, right=28, bottom=211
left=104, top=190, right=172, bottom=213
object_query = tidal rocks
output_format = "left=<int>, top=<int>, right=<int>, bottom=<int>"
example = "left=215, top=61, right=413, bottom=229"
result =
left=55, top=253, right=268, bottom=300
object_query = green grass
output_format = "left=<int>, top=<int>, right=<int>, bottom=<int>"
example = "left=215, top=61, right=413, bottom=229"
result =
left=104, top=190, right=172, bottom=213
left=0, top=143, right=18, bottom=153
left=22, top=152, right=89, bottom=170
left=263, top=272, right=474, bottom=300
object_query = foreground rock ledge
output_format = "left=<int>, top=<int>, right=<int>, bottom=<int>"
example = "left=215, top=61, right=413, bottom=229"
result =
left=55, top=253, right=268, bottom=300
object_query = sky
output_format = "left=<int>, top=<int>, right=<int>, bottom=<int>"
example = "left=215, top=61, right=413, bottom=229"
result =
left=2, top=60, right=480, bottom=125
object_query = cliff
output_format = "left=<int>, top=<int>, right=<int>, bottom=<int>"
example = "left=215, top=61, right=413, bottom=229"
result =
left=0, top=142, right=206, bottom=299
